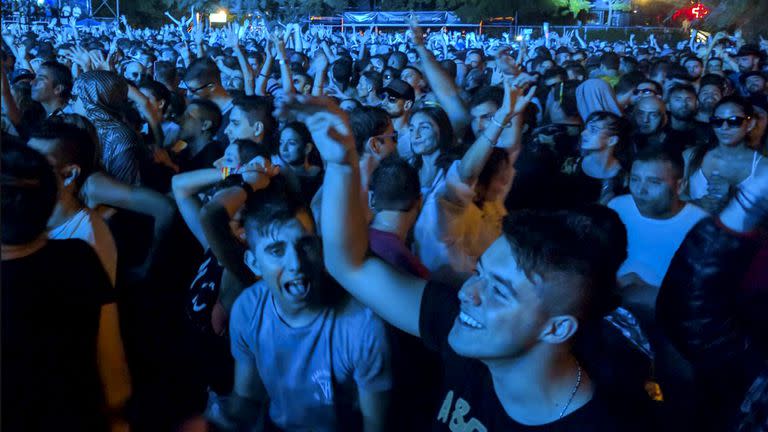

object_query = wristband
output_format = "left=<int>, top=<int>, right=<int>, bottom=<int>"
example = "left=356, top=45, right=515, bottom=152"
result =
left=221, top=166, right=233, bottom=180
left=491, top=115, right=511, bottom=129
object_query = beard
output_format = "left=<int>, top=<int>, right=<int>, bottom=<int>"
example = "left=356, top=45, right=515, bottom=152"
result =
left=671, top=110, right=696, bottom=121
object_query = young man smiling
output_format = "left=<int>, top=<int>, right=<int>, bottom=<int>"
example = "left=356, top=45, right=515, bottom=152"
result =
left=301, top=96, right=640, bottom=431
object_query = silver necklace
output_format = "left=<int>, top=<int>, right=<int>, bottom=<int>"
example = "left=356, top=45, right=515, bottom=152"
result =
left=558, top=362, right=582, bottom=419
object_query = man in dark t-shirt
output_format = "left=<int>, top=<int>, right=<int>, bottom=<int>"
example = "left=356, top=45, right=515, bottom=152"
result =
left=1, top=142, right=131, bottom=432
left=311, top=99, right=649, bottom=430
left=175, top=99, right=225, bottom=172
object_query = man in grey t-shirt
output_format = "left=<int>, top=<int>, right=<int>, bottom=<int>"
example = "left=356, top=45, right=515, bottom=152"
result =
left=224, top=177, right=391, bottom=432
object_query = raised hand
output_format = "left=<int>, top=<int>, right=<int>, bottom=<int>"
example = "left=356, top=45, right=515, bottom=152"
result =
left=223, top=23, right=240, bottom=48
left=164, top=10, right=181, bottom=26
left=315, top=51, right=330, bottom=71
left=496, top=50, right=520, bottom=76
left=89, top=50, right=110, bottom=71
left=63, top=46, right=92, bottom=71
left=497, top=79, right=521, bottom=122
left=192, top=19, right=204, bottom=46
left=281, top=96, right=354, bottom=164
left=239, top=156, right=280, bottom=191
left=408, top=17, right=425, bottom=46
left=512, top=82, right=536, bottom=117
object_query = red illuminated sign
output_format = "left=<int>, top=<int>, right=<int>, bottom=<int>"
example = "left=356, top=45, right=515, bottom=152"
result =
left=672, top=3, right=710, bottom=21
left=691, top=3, right=709, bottom=19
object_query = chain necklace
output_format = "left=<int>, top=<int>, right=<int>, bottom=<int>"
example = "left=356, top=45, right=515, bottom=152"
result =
left=558, top=362, right=583, bottom=419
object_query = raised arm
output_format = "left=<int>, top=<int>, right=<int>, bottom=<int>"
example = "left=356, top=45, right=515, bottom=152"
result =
left=291, top=97, right=426, bottom=337
left=1, top=64, right=22, bottom=130
left=127, top=84, right=164, bottom=148
left=171, top=168, right=221, bottom=249
left=83, top=172, right=175, bottom=276
left=274, top=36, right=295, bottom=96
left=574, top=29, right=587, bottom=49
left=458, top=80, right=535, bottom=185
left=200, top=159, right=279, bottom=286
left=410, top=20, right=470, bottom=135
left=311, top=52, right=330, bottom=96
left=255, top=39, right=274, bottom=96
left=224, top=23, right=255, bottom=96
left=292, top=23, right=304, bottom=53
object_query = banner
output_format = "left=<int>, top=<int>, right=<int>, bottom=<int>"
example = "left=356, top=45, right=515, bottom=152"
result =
left=342, top=11, right=461, bottom=25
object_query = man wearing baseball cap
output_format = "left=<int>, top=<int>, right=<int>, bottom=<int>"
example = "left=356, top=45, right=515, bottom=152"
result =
left=379, top=78, right=415, bottom=157
left=730, top=44, right=765, bottom=96
left=740, top=71, right=768, bottom=109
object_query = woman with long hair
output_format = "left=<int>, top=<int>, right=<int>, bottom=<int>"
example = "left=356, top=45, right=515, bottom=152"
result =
left=685, top=96, right=767, bottom=213
left=408, top=105, right=460, bottom=197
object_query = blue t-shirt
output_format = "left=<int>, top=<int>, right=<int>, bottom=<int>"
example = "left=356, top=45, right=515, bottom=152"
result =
left=230, top=281, right=392, bottom=431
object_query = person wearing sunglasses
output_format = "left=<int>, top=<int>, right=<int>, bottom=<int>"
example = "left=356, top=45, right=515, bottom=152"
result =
left=685, top=96, right=767, bottom=214
left=378, top=79, right=415, bottom=155
left=182, top=58, right=235, bottom=147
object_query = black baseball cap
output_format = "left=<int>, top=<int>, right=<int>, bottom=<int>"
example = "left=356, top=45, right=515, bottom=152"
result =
left=379, top=79, right=415, bottom=102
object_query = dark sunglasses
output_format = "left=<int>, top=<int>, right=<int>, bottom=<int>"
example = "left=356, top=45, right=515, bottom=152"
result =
left=709, top=116, right=749, bottom=128
left=185, top=81, right=213, bottom=94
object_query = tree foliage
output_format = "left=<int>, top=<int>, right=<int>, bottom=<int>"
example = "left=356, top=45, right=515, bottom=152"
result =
left=704, top=0, right=768, bottom=36
left=551, top=0, right=592, bottom=19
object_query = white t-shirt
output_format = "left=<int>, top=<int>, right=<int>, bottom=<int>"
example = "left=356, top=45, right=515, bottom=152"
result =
left=49, top=208, right=118, bottom=286
left=608, top=195, right=708, bottom=287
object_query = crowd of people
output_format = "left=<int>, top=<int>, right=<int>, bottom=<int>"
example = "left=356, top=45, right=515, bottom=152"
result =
left=2, top=11, right=768, bottom=432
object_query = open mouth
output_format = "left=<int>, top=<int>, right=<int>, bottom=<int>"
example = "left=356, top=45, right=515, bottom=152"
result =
left=458, top=311, right=484, bottom=330
left=283, top=277, right=311, bottom=300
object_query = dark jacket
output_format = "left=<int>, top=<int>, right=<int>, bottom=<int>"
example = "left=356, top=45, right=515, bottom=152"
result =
left=657, top=218, right=767, bottom=431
